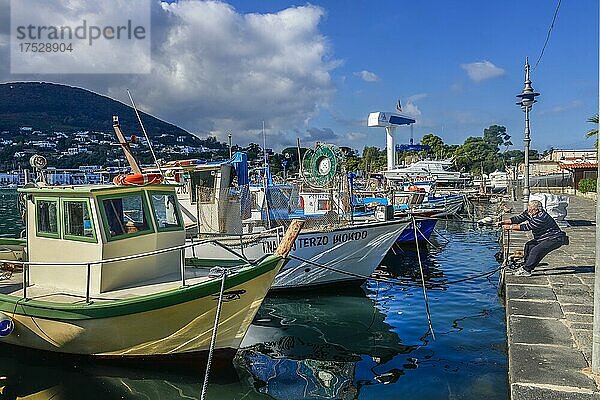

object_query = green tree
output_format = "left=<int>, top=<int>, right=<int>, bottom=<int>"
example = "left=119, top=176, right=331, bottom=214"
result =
left=244, top=143, right=262, bottom=161
left=503, top=149, right=525, bottom=166
left=483, top=125, right=512, bottom=149
left=281, top=147, right=309, bottom=174
left=421, top=134, right=444, bottom=158
left=345, top=155, right=361, bottom=173
left=585, top=114, right=599, bottom=147
left=361, top=146, right=387, bottom=172
left=454, top=137, right=503, bottom=174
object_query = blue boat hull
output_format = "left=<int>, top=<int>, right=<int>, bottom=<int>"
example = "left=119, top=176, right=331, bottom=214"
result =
left=396, top=219, right=437, bottom=243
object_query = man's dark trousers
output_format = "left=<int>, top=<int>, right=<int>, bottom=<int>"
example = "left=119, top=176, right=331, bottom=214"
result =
left=523, top=237, right=563, bottom=272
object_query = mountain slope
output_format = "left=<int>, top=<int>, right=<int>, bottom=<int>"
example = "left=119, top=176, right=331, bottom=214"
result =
left=0, top=82, right=190, bottom=137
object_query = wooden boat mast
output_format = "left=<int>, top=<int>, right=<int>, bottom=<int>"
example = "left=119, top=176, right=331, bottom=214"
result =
left=112, top=116, right=142, bottom=175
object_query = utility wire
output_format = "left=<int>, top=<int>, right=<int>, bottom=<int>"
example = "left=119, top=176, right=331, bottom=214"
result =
left=533, top=0, right=562, bottom=71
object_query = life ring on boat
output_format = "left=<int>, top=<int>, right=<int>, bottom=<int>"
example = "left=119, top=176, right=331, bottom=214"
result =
left=177, top=159, right=197, bottom=167
left=299, top=196, right=305, bottom=209
left=113, top=173, right=163, bottom=186
left=408, top=185, right=425, bottom=192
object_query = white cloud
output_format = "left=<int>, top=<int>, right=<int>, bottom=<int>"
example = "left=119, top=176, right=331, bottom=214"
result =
left=401, top=101, right=422, bottom=118
left=0, top=0, right=338, bottom=148
left=345, top=131, right=367, bottom=142
left=538, top=100, right=583, bottom=115
left=10, top=0, right=151, bottom=74
left=407, top=93, right=428, bottom=102
left=449, top=82, right=463, bottom=93
left=354, top=70, right=380, bottom=82
left=461, top=60, right=505, bottom=82
left=304, top=127, right=339, bottom=141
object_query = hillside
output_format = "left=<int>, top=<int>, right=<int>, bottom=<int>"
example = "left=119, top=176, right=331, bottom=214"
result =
left=0, top=82, right=229, bottom=170
left=0, top=82, right=189, bottom=137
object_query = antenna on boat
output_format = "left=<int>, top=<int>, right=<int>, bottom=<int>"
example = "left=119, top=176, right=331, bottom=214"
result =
left=297, top=137, right=303, bottom=177
left=261, top=121, right=271, bottom=228
left=262, top=121, right=268, bottom=170
left=126, top=89, right=164, bottom=177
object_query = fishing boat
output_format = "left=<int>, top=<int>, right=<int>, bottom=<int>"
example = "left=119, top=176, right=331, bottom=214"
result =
left=0, top=165, right=301, bottom=362
left=354, top=188, right=465, bottom=243
left=382, top=159, right=472, bottom=188
left=157, top=146, right=411, bottom=289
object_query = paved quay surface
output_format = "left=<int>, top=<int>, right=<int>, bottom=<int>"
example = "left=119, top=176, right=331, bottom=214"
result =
left=502, top=194, right=600, bottom=399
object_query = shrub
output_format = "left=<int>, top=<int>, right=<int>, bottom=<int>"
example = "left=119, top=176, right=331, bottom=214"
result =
left=578, top=178, right=597, bottom=193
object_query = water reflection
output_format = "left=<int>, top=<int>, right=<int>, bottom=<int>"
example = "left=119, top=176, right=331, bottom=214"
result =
left=235, top=288, right=419, bottom=399
left=0, top=345, right=268, bottom=400
left=0, top=190, right=23, bottom=238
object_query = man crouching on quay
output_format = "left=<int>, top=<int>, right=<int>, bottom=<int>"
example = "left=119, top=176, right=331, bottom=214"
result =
left=496, top=200, right=568, bottom=277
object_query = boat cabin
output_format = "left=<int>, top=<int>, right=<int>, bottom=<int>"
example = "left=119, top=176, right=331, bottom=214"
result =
left=158, top=154, right=249, bottom=234
left=19, top=184, right=185, bottom=294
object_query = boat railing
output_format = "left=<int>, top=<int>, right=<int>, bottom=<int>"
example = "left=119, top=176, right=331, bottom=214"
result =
left=0, top=226, right=286, bottom=303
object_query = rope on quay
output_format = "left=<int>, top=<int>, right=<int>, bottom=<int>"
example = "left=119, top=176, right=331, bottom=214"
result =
left=497, top=229, right=511, bottom=294
left=412, top=215, right=436, bottom=340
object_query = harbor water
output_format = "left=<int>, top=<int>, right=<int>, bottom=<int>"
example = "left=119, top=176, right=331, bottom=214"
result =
left=0, top=190, right=507, bottom=399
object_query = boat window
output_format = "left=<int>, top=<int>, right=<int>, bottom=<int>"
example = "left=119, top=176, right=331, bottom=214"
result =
left=63, top=200, right=95, bottom=241
left=150, top=192, right=182, bottom=231
left=101, top=194, right=152, bottom=239
left=317, top=199, right=331, bottom=211
left=36, top=199, right=59, bottom=237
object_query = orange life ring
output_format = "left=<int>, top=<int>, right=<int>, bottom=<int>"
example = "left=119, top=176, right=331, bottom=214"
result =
left=113, top=173, right=163, bottom=186
left=177, top=159, right=197, bottom=167
left=408, top=185, right=425, bottom=193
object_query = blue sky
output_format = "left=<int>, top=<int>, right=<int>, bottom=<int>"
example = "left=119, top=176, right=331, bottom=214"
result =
left=230, top=0, right=599, bottom=151
left=0, top=0, right=598, bottom=152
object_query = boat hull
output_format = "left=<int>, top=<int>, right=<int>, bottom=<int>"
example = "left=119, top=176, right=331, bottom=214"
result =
left=192, top=220, right=410, bottom=289
left=0, top=255, right=285, bottom=357
left=396, top=219, right=437, bottom=243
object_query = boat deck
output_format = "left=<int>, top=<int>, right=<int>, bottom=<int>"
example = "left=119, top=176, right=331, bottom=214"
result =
left=0, top=266, right=217, bottom=304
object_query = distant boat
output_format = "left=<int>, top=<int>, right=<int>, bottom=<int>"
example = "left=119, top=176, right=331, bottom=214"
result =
left=382, top=159, right=472, bottom=187
left=489, top=170, right=509, bottom=193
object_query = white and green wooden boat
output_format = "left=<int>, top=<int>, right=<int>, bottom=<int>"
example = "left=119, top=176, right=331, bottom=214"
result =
left=0, top=182, right=300, bottom=364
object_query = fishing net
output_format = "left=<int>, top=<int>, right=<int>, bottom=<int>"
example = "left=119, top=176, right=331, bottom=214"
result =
left=255, top=180, right=353, bottom=231
left=195, top=184, right=251, bottom=234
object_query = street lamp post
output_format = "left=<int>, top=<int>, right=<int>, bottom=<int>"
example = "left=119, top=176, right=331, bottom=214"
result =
left=228, top=133, right=232, bottom=158
left=516, top=57, right=540, bottom=210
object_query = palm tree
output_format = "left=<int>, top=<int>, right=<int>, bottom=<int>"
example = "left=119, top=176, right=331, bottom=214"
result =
left=586, top=114, right=599, bottom=147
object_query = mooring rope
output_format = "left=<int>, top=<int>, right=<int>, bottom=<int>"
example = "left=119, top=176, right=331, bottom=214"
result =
left=210, top=240, right=255, bottom=265
left=498, top=228, right=511, bottom=292
left=200, top=268, right=228, bottom=400
left=288, top=253, right=503, bottom=288
left=412, top=222, right=442, bottom=249
left=412, top=215, right=436, bottom=340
